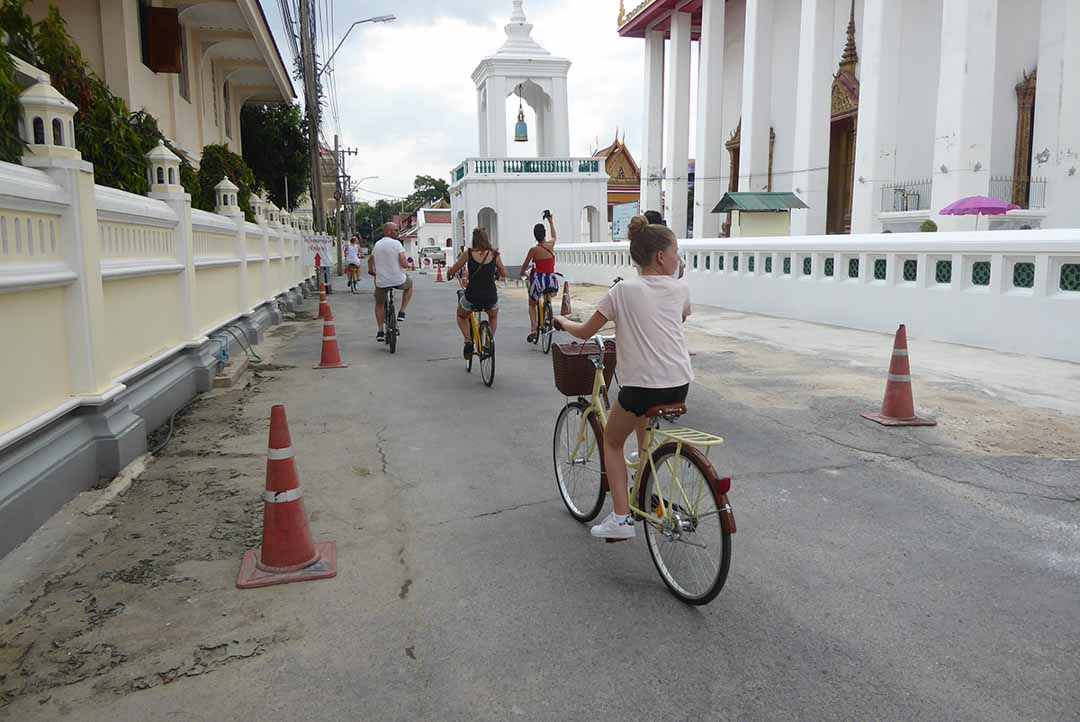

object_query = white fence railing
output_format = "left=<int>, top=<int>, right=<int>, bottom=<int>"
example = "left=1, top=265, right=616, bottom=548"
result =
left=556, top=230, right=1080, bottom=363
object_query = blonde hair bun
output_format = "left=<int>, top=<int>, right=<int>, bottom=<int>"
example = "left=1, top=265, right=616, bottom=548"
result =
left=627, top=214, right=649, bottom=239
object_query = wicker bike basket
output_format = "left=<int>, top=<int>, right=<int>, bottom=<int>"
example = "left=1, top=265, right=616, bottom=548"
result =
left=552, top=340, right=617, bottom=397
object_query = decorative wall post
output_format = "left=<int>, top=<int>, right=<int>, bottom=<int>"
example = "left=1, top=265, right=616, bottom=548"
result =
left=19, top=83, right=115, bottom=399
left=250, top=191, right=272, bottom=311
left=20, top=81, right=143, bottom=474
left=214, top=177, right=253, bottom=339
left=145, top=140, right=200, bottom=346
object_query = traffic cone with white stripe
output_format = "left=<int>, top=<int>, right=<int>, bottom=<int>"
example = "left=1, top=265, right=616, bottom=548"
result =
left=237, top=405, right=337, bottom=589
left=313, top=305, right=348, bottom=369
left=862, top=324, right=936, bottom=427
left=317, top=281, right=330, bottom=320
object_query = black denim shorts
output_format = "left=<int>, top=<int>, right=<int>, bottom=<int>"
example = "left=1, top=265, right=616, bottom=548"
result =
left=617, top=384, right=690, bottom=417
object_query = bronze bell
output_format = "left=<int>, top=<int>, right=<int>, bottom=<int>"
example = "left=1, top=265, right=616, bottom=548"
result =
left=514, top=108, right=528, bottom=143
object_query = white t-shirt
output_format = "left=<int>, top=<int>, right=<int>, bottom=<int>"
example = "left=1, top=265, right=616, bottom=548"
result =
left=596, top=275, right=693, bottom=389
left=372, top=237, right=407, bottom=288
left=345, top=244, right=361, bottom=265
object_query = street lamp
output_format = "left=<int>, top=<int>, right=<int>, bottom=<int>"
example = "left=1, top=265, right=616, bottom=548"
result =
left=318, top=15, right=396, bottom=79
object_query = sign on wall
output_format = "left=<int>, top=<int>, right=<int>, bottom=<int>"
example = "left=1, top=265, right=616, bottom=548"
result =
left=611, top=201, right=640, bottom=241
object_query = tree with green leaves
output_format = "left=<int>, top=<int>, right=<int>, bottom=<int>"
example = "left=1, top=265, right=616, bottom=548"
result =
left=194, top=144, right=257, bottom=221
left=405, top=174, right=449, bottom=210
left=240, top=103, right=310, bottom=211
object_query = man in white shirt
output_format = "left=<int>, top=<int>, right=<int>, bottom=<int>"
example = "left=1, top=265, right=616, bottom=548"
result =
left=367, top=222, right=413, bottom=342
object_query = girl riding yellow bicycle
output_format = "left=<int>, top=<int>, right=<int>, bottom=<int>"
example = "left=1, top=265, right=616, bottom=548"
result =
left=447, top=227, right=507, bottom=358
left=555, top=215, right=692, bottom=540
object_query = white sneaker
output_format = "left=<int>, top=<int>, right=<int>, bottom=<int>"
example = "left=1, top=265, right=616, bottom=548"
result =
left=624, top=450, right=640, bottom=467
left=590, top=512, right=636, bottom=540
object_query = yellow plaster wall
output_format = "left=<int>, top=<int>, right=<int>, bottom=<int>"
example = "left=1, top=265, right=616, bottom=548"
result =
left=270, top=259, right=285, bottom=295
left=102, top=275, right=183, bottom=380
left=195, top=266, right=241, bottom=334
left=247, top=261, right=267, bottom=308
left=0, top=288, right=71, bottom=434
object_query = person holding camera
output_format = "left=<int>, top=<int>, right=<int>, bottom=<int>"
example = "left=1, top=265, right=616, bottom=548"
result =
left=519, top=210, right=559, bottom=343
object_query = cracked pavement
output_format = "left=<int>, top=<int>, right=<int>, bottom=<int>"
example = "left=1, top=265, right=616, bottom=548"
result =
left=1, top=276, right=1078, bottom=721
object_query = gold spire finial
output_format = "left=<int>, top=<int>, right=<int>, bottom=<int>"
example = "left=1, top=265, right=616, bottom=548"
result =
left=840, top=0, right=858, bottom=71
left=618, top=0, right=626, bottom=26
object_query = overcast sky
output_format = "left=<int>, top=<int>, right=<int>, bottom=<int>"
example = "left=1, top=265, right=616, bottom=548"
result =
left=261, top=1, right=651, bottom=200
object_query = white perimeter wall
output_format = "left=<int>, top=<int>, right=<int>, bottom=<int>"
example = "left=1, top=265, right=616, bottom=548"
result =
left=556, top=230, right=1080, bottom=363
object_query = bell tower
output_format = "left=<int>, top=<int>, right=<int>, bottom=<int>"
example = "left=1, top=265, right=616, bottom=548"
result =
left=474, top=1, right=571, bottom=158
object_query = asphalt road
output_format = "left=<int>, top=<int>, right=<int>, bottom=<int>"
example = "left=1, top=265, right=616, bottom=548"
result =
left=3, top=275, right=1078, bottom=721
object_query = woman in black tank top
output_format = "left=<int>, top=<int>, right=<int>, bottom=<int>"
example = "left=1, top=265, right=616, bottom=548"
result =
left=447, top=227, right=508, bottom=357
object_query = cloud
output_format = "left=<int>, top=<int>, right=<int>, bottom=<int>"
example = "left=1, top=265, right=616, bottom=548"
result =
left=265, top=1, right=645, bottom=198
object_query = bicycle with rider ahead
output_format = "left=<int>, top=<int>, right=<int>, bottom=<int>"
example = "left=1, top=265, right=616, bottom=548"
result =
left=519, top=210, right=559, bottom=350
left=447, top=227, right=507, bottom=385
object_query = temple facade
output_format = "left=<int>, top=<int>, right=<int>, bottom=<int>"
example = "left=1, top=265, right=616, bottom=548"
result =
left=619, top=0, right=1080, bottom=237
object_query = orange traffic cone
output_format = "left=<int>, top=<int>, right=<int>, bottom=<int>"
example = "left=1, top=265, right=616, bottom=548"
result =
left=560, top=281, right=572, bottom=316
left=862, top=324, right=936, bottom=427
left=237, top=405, right=337, bottom=589
left=317, top=282, right=330, bottom=320
left=435, top=265, right=444, bottom=283
left=313, top=305, right=348, bottom=369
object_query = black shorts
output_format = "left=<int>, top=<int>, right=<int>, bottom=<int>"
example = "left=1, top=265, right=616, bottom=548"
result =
left=617, top=384, right=690, bottom=417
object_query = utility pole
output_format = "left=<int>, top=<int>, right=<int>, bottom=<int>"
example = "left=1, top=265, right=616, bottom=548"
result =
left=332, top=134, right=358, bottom=275
left=299, top=0, right=324, bottom=236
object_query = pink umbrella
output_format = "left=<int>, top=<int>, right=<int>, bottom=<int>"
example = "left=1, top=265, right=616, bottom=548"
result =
left=939, top=195, right=1020, bottom=230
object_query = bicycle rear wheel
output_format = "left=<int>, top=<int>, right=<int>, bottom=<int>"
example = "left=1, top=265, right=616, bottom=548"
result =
left=638, top=445, right=731, bottom=604
left=541, top=299, right=554, bottom=354
left=387, top=310, right=397, bottom=354
left=465, top=320, right=474, bottom=373
left=552, top=401, right=605, bottom=522
left=479, top=321, right=495, bottom=387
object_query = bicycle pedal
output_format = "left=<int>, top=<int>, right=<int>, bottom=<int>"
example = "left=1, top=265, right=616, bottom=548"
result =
left=604, top=538, right=631, bottom=544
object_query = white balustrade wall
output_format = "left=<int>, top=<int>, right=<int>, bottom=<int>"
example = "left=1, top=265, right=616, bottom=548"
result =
left=0, top=157, right=326, bottom=444
left=556, top=230, right=1080, bottom=363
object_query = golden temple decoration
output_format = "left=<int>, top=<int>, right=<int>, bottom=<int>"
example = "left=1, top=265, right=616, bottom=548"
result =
left=618, top=0, right=626, bottom=26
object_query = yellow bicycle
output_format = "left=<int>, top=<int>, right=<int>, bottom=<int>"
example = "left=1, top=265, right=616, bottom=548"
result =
left=458, top=289, right=495, bottom=387
left=525, top=270, right=563, bottom=354
left=551, top=335, right=736, bottom=604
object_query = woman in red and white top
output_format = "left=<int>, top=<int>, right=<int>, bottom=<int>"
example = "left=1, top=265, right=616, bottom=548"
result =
left=555, top=215, right=692, bottom=540
left=519, top=211, right=558, bottom=343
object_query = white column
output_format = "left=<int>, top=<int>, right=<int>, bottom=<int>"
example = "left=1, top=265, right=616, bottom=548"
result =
left=663, top=10, right=692, bottom=237
left=790, top=0, right=835, bottom=236
left=1032, top=0, right=1080, bottom=228
left=535, top=99, right=547, bottom=157
left=640, top=29, right=665, bottom=214
left=477, top=88, right=489, bottom=156
left=739, top=0, right=774, bottom=193
left=486, top=75, right=508, bottom=158
left=693, top=0, right=726, bottom=239
left=929, top=0, right=998, bottom=230
left=851, top=0, right=902, bottom=233
left=551, top=76, right=570, bottom=156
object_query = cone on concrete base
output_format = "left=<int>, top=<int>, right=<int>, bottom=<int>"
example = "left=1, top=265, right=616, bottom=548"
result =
left=237, top=405, right=337, bottom=589
left=560, top=281, right=572, bottom=316
left=313, top=306, right=348, bottom=369
left=318, top=282, right=330, bottom=320
left=862, top=324, right=936, bottom=427
left=435, top=265, right=444, bottom=283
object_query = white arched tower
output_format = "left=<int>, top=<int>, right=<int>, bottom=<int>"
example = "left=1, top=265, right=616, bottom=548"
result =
left=474, top=0, right=571, bottom=159
left=450, top=1, right=610, bottom=269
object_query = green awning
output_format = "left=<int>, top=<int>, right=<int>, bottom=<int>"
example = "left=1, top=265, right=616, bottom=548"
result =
left=711, top=192, right=809, bottom=213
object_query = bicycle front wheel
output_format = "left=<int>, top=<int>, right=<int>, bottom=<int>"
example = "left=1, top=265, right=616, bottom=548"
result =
left=479, top=321, right=495, bottom=387
left=552, top=401, right=605, bottom=522
left=639, top=445, right=731, bottom=604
